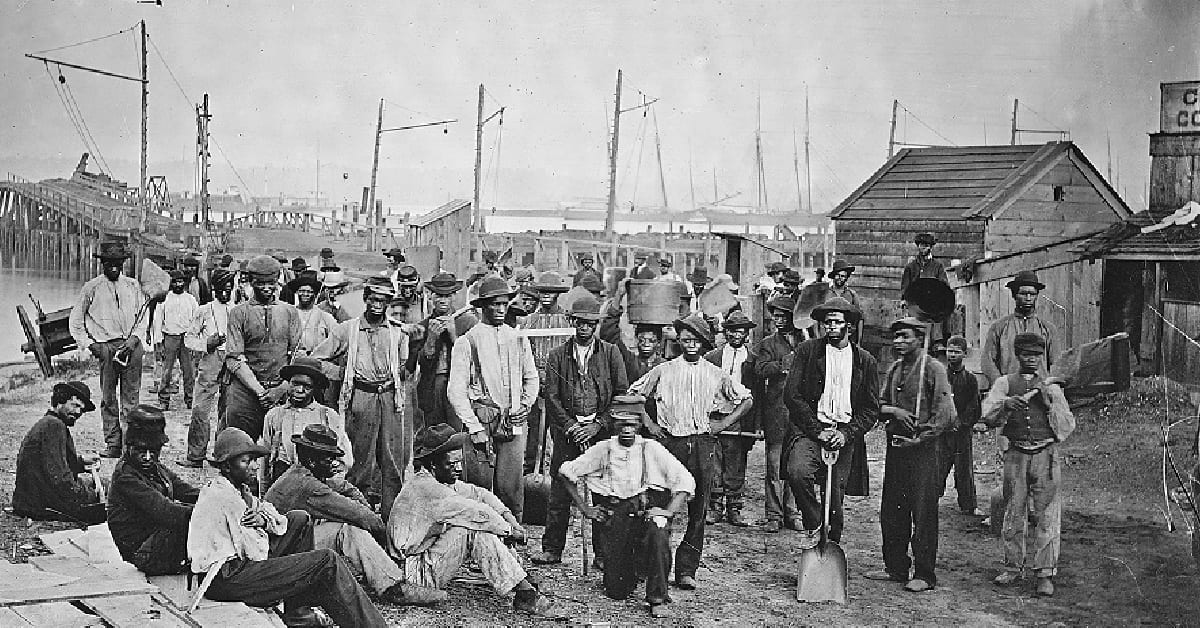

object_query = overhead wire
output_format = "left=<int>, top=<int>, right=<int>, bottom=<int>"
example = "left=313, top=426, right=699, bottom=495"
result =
left=42, top=61, right=109, bottom=175
left=899, top=102, right=958, bottom=146
left=60, top=74, right=114, bottom=175
left=31, top=24, right=138, bottom=55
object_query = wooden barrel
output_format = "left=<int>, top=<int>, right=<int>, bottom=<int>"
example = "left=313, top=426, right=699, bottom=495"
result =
left=627, top=280, right=684, bottom=324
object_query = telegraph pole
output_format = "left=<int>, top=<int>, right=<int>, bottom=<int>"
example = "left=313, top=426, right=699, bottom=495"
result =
left=139, top=20, right=148, bottom=228
left=1011, top=98, right=1019, bottom=145
left=197, top=93, right=210, bottom=224
left=605, top=70, right=623, bottom=235
left=368, top=98, right=384, bottom=251
left=804, top=87, right=813, bottom=214
left=473, top=84, right=504, bottom=234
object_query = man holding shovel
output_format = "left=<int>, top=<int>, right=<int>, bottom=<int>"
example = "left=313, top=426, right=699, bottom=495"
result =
left=782, top=297, right=879, bottom=549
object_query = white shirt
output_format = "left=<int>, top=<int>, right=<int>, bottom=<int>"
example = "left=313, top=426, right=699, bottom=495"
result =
left=572, top=338, right=595, bottom=377
left=560, top=436, right=696, bottom=499
left=152, top=291, right=200, bottom=342
left=817, top=342, right=854, bottom=425
left=186, top=300, right=232, bottom=353
left=720, top=344, right=748, bottom=386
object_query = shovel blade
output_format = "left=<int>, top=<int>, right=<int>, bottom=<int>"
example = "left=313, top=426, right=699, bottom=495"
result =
left=796, top=543, right=848, bottom=604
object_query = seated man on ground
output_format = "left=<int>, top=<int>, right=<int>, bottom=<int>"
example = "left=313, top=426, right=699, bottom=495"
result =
left=265, top=424, right=446, bottom=606
left=188, top=427, right=386, bottom=628
left=387, top=424, right=565, bottom=619
left=108, top=405, right=200, bottom=574
left=259, top=358, right=352, bottom=489
left=13, top=381, right=106, bottom=525
left=559, top=396, right=695, bottom=618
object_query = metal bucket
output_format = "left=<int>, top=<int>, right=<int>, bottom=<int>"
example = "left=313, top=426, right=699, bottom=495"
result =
left=628, top=280, right=684, bottom=324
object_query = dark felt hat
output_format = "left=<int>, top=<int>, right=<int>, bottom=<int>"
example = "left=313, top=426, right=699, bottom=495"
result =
left=781, top=269, right=801, bottom=285
left=610, top=394, right=648, bottom=424
left=914, top=232, right=936, bottom=245
left=210, top=269, right=236, bottom=289
left=413, top=423, right=469, bottom=460
left=658, top=257, right=673, bottom=267
left=578, top=251, right=594, bottom=262
left=125, top=404, right=168, bottom=447
left=53, top=381, right=95, bottom=412
left=687, top=267, right=709, bottom=284
left=319, top=247, right=335, bottom=258
left=383, top=247, right=405, bottom=260
left=634, top=266, right=658, bottom=280
left=271, top=251, right=290, bottom=263
left=279, top=357, right=329, bottom=390
left=533, top=271, right=569, bottom=293
left=1013, top=332, right=1046, bottom=354
left=471, top=276, right=515, bottom=305
left=168, top=269, right=188, bottom=281
left=95, top=241, right=131, bottom=260
left=674, top=313, right=715, bottom=350
left=220, top=254, right=234, bottom=266
left=481, top=250, right=498, bottom=263
left=766, top=295, right=796, bottom=313
left=363, top=275, right=398, bottom=298
left=569, top=294, right=603, bottom=321
left=722, top=310, right=757, bottom=330
left=182, top=256, right=201, bottom=268
left=766, top=261, right=788, bottom=274
left=425, top=272, right=463, bottom=295
left=634, top=323, right=664, bottom=336
left=890, top=316, right=928, bottom=334
left=396, top=265, right=420, bottom=286
left=291, top=257, right=309, bottom=272
left=811, top=296, right=863, bottom=324
left=946, top=334, right=968, bottom=350
left=291, top=424, right=344, bottom=457
left=286, top=271, right=322, bottom=294
left=210, top=427, right=268, bottom=464
left=831, top=260, right=855, bottom=275
left=1006, top=270, right=1045, bottom=292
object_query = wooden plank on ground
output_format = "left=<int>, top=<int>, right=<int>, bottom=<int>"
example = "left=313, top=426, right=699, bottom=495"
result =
left=148, top=575, right=285, bottom=628
left=83, top=595, right=194, bottom=628
left=0, top=580, right=156, bottom=607
left=11, top=601, right=103, bottom=627
left=0, top=607, right=34, bottom=626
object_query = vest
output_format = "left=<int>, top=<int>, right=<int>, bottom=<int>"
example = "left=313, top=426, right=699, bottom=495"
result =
left=1001, top=373, right=1054, bottom=443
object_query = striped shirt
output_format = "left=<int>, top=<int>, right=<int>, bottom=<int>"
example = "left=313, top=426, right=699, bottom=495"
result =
left=630, top=356, right=751, bottom=437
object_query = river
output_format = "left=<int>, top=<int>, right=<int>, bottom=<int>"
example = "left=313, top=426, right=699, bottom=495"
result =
left=0, top=259, right=84, bottom=364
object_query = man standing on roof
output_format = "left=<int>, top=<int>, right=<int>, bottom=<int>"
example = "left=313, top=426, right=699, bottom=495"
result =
left=70, top=241, right=148, bottom=458
left=447, top=277, right=539, bottom=521
left=900, top=233, right=950, bottom=296
left=981, top=270, right=1057, bottom=386
left=223, top=255, right=302, bottom=442
left=628, top=313, right=754, bottom=591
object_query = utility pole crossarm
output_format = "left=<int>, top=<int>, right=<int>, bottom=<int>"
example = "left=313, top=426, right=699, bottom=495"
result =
left=380, top=119, right=457, bottom=133
left=25, top=54, right=145, bottom=83
left=619, top=97, right=659, bottom=114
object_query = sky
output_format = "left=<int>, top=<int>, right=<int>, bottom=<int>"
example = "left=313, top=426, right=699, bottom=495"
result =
left=2, top=0, right=1198, bottom=214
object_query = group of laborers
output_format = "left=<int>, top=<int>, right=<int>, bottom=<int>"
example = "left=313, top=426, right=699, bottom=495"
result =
left=9, top=233, right=1078, bottom=623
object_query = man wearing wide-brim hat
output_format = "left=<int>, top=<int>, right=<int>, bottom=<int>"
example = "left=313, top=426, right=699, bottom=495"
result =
left=827, top=259, right=859, bottom=307
left=317, top=267, right=353, bottom=324
left=388, top=424, right=565, bottom=619
left=532, top=294, right=629, bottom=567
left=559, top=397, right=696, bottom=618
left=70, top=240, right=149, bottom=457
left=285, top=272, right=337, bottom=358
left=222, top=254, right=302, bottom=443
left=655, top=256, right=683, bottom=283
left=188, top=427, right=388, bottom=626
left=108, top=405, right=201, bottom=575
left=981, top=269, right=1057, bottom=386
left=447, top=276, right=539, bottom=522
left=572, top=250, right=603, bottom=288
left=308, top=276, right=412, bottom=518
left=416, top=272, right=465, bottom=430
left=265, top=424, right=446, bottom=606
left=389, top=265, right=424, bottom=325
left=755, top=260, right=789, bottom=295
left=13, top=381, right=107, bottom=524
left=755, top=295, right=802, bottom=532
left=781, top=296, right=880, bottom=552
left=532, top=271, right=569, bottom=315
left=628, top=312, right=753, bottom=591
left=260, top=357, right=352, bottom=489
left=900, top=232, right=949, bottom=296
left=701, top=310, right=759, bottom=527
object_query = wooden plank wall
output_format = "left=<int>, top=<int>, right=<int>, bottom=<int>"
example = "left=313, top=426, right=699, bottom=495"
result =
left=985, top=161, right=1122, bottom=255
left=1161, top=299, right=1200, bottom=389
left=974, top=258, right=1102, bottom=360
left=1149, top=134, right=1200, bottom=211
left=835, top=219, right=985, bottom=299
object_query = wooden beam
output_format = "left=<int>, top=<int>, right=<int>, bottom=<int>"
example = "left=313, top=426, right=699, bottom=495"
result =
left=952, top=237, right=1090, bottom=288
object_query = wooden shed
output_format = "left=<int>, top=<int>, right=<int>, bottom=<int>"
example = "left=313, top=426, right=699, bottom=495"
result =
left=831, top=141, right=1131, bottom=358
left=406, top=199, right=471, bottom=278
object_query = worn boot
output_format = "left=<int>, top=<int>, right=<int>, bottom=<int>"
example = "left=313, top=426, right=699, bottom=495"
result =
left=725, top=507, right=747, bottom=527
left=706, top=496, right=724, bottom=524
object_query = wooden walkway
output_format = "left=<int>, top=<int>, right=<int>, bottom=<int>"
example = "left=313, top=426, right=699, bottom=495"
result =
left=0, top=526, right=283, bottom=628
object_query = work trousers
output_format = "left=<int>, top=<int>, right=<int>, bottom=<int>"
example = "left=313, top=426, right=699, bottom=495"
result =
left=940, top=426, right=978, bottom=512
left=1001, top=444, right=1062, bottom=577
left=347, top=388, right=408, bottom=519
left=313, top=521, right=403, bottom=594
left=129, top=527, right=189, bottom=576
left=711, top=434, right=754, bottom=512
left=403, top=526, right=526, bottom=595
left=158, top=333, right=195, bottom=407
left=785, top=436, right=854, bottom=541
left=224, top=379, right=268, bottom=442
left=661, top=433, right=715, bottom=579
left=464, top=429, right=528, bottom=523
left=96, top=339, right=144, bottom=453
left=541, top=429, right=606, bottom=558
left=205, top=510, right=385, bottom=627
left=525, top=399, right=546, bottom=474
left=880, top=438, right=943, bottom=585
left=597, top=491, right=672, bottom=605
left=764, top=438, right=798, bottom=523
left=186, top=350, right=226, bottom=464
left=416, top=373, right=452, bottom=431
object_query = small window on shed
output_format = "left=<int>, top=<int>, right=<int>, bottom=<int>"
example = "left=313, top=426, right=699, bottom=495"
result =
left=1052, top=185, right=1065, bottom=202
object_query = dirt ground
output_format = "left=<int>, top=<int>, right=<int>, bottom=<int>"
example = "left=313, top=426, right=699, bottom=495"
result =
left=0, top=362, right=1196, bottom=626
